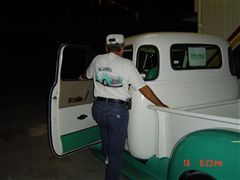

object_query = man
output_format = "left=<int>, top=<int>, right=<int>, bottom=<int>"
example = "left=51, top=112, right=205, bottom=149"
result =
left=81, top=34, right=168, bottom=180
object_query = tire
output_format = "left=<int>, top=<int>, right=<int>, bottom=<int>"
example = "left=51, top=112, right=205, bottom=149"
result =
left=179, top=170, right=216, bottom=180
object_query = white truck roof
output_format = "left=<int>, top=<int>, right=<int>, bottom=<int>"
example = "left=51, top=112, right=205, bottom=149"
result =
left=125, top=32, right=229, bottom=46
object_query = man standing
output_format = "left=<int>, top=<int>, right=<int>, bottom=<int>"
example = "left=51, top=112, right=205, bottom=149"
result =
left=82, top=34, right=168, bottom=180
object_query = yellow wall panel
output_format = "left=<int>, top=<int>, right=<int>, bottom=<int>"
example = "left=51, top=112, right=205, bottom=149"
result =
left=196, top=0, right=240, bottom=39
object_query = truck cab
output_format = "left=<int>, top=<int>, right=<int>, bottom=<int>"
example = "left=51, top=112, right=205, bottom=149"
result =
left=49, top=32, right=240, bottom=179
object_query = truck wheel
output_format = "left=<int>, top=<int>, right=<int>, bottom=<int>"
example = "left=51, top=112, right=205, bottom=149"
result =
left=179, top=170, right=216, bottom=180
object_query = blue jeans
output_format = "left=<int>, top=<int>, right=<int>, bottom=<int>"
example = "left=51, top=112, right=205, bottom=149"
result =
left=92, top=100, right=129, bottom=180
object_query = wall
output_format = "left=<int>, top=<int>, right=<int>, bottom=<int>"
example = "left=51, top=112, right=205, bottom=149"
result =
left=195, top=0, right=240, bottom=87
left=195, top=0, right=240, bottom=39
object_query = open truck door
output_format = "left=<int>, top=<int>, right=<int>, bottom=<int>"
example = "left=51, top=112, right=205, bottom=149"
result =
left=48, top=43, right=101, bottom=157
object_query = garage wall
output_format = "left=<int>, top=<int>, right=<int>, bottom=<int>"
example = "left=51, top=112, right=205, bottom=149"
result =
left=195, top=0, right=240, bottom=39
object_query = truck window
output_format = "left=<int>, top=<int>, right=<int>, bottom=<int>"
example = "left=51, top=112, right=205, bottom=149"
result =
left=123, top=45, right=133, bottom=61
left=136, top=45, right=159, bottom=81
left=60, top=44, right=93, bottom=81
left=170, top=44, right=222, bottom=70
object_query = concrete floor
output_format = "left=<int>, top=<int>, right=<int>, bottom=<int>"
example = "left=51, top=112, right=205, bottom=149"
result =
left=0, top=78, right=128, bottom=180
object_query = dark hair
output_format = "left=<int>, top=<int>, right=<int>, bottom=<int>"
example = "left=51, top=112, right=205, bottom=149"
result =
left=106, top=44, right=124, bottom=52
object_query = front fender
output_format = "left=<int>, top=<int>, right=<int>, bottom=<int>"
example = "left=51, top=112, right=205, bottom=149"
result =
left=167, top=129, right=240, bottom=180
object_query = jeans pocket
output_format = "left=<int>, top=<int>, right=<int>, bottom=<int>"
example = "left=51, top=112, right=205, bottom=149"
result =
left=108, top=111, right=129, bottom=131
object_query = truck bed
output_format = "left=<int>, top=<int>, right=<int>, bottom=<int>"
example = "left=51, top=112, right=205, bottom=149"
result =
left=148, top=99, right=240, bottom=158
left=179, top=99, right=240, bottom=119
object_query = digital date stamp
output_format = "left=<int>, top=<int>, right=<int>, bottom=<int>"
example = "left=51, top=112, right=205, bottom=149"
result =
left=184, top=159, right=223, bottom=167
left=199, top=159, right=223, bottom=167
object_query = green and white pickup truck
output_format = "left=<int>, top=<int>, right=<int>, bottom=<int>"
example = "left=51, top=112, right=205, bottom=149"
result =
left=49, top=32, right=240, bottom=180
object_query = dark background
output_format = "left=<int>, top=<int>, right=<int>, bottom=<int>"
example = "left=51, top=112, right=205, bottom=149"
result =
left=0, top=0, right=196, bottom=93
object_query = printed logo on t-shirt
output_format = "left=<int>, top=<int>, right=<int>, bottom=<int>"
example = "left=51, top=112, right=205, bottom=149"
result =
left=95, top=67, right=123, bottom=87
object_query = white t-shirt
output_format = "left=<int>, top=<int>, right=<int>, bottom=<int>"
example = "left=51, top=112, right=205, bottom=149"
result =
left=86, top=52, right=146, bottom=101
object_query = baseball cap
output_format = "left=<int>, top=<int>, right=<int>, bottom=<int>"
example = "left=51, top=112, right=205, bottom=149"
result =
left=106, top=34, right=124, bottom=45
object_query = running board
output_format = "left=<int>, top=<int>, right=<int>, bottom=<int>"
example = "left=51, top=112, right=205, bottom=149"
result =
left=90, top=144, right=169, bottom=180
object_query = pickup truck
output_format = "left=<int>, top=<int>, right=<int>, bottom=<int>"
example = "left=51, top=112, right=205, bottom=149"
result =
left=49, top=32, right=240, bottom=180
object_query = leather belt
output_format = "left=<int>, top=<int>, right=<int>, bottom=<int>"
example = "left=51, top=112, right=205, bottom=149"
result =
left=96, top=97, right=126, bottom=105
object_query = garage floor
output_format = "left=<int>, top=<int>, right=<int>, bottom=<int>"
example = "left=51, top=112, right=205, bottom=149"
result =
left=0, top=78, right=128, bottom=180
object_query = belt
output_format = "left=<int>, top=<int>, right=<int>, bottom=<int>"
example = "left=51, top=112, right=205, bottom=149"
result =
left=96, top=97, right=126, bottom=105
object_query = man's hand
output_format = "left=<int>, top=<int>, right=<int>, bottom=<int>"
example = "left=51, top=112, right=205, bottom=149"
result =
left=139, top=85, right=169, bottom=107
left=79, top=75, right=85, bottom=80
left=78, top=72, right=88, bottom=80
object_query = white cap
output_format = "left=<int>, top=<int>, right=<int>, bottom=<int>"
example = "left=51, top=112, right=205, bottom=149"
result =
left=106, top=34, right=124, bottom=45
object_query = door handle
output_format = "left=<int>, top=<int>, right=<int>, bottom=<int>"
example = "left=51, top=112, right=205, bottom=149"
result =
left=77, top=114, right=88, bottom=120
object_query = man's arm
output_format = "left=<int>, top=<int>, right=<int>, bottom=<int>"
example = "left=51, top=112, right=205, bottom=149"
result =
left=139, top=85, right=168, bottom=107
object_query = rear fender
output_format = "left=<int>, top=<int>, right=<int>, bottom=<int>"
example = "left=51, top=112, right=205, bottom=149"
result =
left=167, top=129, right=240, bottom=180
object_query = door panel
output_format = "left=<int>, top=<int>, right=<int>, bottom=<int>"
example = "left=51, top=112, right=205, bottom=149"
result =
left=59, top=80, right=94, bottom=108
left=49, top=44, right=101, bottom=157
